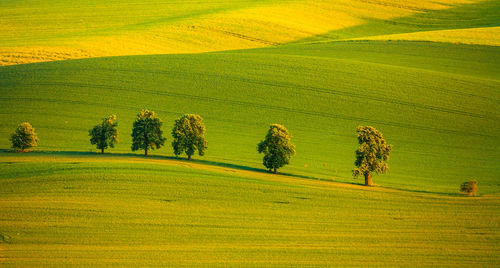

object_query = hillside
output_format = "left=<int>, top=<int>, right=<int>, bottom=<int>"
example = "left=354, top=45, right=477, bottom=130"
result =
left=1, top=0, right=499, bottom=65
left=1, top=152, right=499, bottom=266
left=1, top=0, right=500, bottom=265
left=1, top=40, right=499, bottom=195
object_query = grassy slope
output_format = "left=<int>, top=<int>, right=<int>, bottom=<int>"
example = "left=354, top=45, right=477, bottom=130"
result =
left=301, top=0, right=500, bottom=43
left=349, top=27, right=500, bottom=46
left=1, top=153, right=499, bottom=266
left=1, top=1, right=499, bottom=266
left=0, top=41, right=499, bottom=195
left=1, top=0, right=496, bottom=65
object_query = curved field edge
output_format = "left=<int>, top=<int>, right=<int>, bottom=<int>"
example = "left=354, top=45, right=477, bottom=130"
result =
left=0, top=153, right=499, bottom=266
left=0, top=152, right=425, bottom=195
left=298, top=0, right=500, bottom=45
left=0, top=40, right=499, bottom=195
left=0, top=151, right=482, bottom=198
left=347, top=26, right=500, bottom=46
left=1, top=0, right=498, bottom=65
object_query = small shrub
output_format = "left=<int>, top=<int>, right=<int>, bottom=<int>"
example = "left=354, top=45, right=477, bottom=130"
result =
left=460, top=180, right=478, bottom=196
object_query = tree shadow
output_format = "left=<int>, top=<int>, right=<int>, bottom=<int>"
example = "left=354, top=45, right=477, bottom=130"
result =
left=1, top=149, right=477, bottom=197
left=158, top=155, right=340, bottom=183
left=382, top=185, right=464, bottom=197
left=0, top=149, right=342, bottom=182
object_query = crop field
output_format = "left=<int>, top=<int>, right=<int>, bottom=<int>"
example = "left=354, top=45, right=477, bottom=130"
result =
left=0, top=153, right=499, bottom=266
left=1, top=0, right=499, bottom=65
left=0, top=0, right=499, bottom=266
left=1, top=41, right=499, bottom=194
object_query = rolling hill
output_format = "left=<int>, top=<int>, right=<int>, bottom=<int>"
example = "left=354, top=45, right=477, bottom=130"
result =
left=1, top=0, right=498, bottom=65
left=0, top=153, right=499, bottom=266
left=0, top=0, right=499, bottom=266
left=1, top=40, right=499, bottom=194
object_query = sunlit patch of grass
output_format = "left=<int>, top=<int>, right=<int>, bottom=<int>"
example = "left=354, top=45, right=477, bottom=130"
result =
left=0, top=0, right=489, bottom=65
left=0, top=154, right=499, bottom=265
left=350, top=26, right=500, bottom=46
left=0, top=47, right=94, bottom=66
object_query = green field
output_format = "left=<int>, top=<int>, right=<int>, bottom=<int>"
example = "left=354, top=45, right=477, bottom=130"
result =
left=1, top=0, right=500, bottom=266
left=1, top=41, right=499, bottom=194
left=1, top=153, right=499, bottom=266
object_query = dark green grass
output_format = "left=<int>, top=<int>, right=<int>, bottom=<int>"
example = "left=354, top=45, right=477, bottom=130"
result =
left=0, top=154, right=499, bottom=266
left=0, top=41, right=499, bottom=195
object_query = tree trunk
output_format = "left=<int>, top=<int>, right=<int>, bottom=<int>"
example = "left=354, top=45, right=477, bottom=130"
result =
left=144, top=132, right=148, bottom=156
left=273, top=168, right=277, bottom=174
left=188, top=155, right=191, bottom=160
left=101, top=148, right=104, bottom=154
left=364, top=173, right=373, bottom=186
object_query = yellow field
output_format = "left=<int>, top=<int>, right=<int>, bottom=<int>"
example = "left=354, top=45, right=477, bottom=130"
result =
left=351, top=26, right=500, bottom=46
left=0, top=0, right=484, bottom=66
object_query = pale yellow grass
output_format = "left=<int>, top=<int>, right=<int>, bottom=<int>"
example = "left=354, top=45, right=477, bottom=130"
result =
left=350, top=26, right=500, bottom=46
left=0, top=0, right=480, bottom=65
left=0, top=47, right=95, bottom=66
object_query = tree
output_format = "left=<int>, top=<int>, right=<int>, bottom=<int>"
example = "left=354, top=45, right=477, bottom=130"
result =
left=171, top=114, right=207, bottom=160
left=89, top=115, right=119, bottom=154
left=10, top=122, right=39, bottom=152
left=257, top=124, right=295, bottom=174
left=353, top=126, right=392, bottom=186
left=131, top=109, right=166, bottom=156
left=460, top=180, right=478, bottom=196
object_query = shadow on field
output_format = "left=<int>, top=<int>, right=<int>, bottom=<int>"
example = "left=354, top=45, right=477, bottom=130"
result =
left=0, top=149, right=346, bottom=182
left=297, top=0, right=500, bottom=44
left=384, top=186, right=464, bottom=198
left=188, top=158, right=334, bottom=182
left=1, top=149, right=473, bottom=197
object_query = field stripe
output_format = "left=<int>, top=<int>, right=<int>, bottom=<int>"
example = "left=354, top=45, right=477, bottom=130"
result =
left=2, top=75, right=496, bottom=138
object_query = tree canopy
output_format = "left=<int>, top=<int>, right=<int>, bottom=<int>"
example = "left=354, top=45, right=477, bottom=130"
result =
left=11, top=122, right=39, bottom=151
left=460, top=180, right=478, bottom=196
left=131, top=109, right=166, bottom=156
left=353, top=126, right=392, bottom=186
left=171, top=114, right=207, bottom=160
left=89, top=115, right=119, bottom=154
left=257, top=124, right=295, bottom=174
